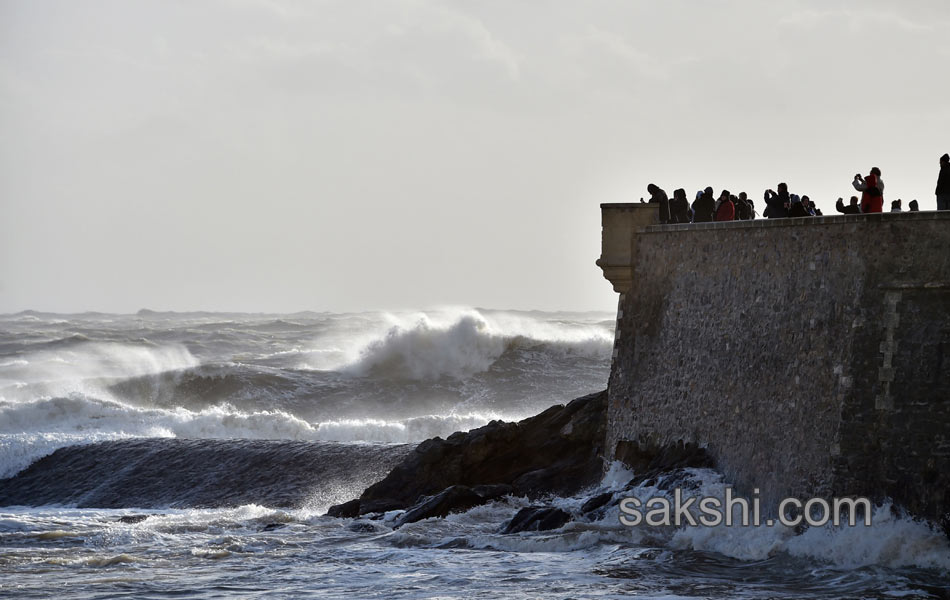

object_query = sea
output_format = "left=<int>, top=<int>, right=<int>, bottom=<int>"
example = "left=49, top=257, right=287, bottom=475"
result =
left=0, top=308, right=948, bottom=599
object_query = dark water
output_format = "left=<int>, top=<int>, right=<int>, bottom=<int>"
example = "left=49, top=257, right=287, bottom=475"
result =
left=0, top=439, right=411, bottom=509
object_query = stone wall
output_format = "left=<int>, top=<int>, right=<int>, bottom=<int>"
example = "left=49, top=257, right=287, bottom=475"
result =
left=600, top=207, right=950, bottom=525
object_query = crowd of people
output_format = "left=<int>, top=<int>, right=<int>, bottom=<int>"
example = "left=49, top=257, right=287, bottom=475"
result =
left=644, top=185, right=760, bottom=224
left=642, top=153, right=950, bottom=224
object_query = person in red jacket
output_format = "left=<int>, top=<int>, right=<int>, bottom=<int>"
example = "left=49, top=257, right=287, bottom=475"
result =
left=853, top=167, right=884, bottom=213
left=715, top=191, right=735, bottom=221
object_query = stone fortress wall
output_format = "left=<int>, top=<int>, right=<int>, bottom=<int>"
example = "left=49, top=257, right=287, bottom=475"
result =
left=597, top=204, right=950, bottom=525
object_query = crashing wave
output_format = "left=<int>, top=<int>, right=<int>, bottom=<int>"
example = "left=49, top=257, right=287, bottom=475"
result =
left=0, top=394, right=498, bottom=478
left=339, top=310, right=612, bottom=380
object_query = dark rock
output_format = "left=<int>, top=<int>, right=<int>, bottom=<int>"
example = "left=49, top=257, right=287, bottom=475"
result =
left=261, top=523, right=286, bottom=531
left=394, top=484, right=513, bottom=528
left=471, top=484, right=514, bottom=499
left=616, top=440, right=714, bottom=491
left=394, top=485, right=486, bottom=528
left=502, top=506, right=572, bottom=534
left=340, top=390, right=607, bottom=516
left=358, top=499, right=405, bottom=515
left=117, top=514, right=151, bottom=524
left=580, top=492, right=613, bottom=514
left=326, top=499, right=361, bottom=518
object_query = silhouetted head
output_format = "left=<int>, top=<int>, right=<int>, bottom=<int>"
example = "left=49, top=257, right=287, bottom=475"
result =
left=850, top=196, right=859, bottom=205
left=738, top=192, right=747, bottom=201
left=909, top=199, right=919, bottom=211
left=647, top=183, right=658, bottom=194
left=704, top=186, right=714, bottom=197
left=777, top=182, right=788, bottom=192
left=801, top=195, right=810, bottom=205
left=941, top=153, right=949, bottom=164
left=790, top=194, right=801, bottom=204
left=891, top=199, right=901, bottom=209
left=674, top=188, right=686, bottom=200
left=870, top=167, right=881, bottom=177
left=719, top=190, right=730, bottom=200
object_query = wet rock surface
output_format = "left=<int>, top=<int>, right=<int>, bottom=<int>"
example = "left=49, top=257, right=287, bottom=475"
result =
left=327, top=392, right=724, bottom=536
left=502, top=506, right=572, bottom=534
left=393, top=484, right=512, bottom=528
left=328, top=390, right=608, bottom=518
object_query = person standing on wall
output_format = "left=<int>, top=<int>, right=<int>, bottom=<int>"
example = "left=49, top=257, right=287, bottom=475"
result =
left=836, top=196, right=861, bottom=214
left=735, top=192, right=753, bottom=220
left=763, top=183, right=790, bottom=218
left=936, top=153, right=950, bottom=210
left=715, top=191, right=735, bottom=221
left=692, top=187, right=716, bottom=222
left=853, top=167, right=884, bottom=213
left=647, top=183, right=670, bottom=224
left=669, top=188, right=692, bottom=223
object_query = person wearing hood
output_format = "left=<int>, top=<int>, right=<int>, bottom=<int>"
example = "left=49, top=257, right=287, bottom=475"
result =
left=692, top=187, right=716, bottom=222
left=763, top=183, right=790, bottom=218
left=853, top=167, right=884, bottom=213
left=909, top=199, right=920, bottom=212
left=787, top=194, right=810, bottom=218
left=736, top=192, right=754, bottom=220
left=802, top=195, right=818, bottom=216
left=936, top=153, right=950, bottom=210
left=647, top=183, right=670, bottom=224
left=669, top=188, right=691, bottom=224
left=715, top=191, right=735, bottom=221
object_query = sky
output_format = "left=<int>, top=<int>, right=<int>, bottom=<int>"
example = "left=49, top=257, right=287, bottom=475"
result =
left=1, top=0, right=949, bottom=314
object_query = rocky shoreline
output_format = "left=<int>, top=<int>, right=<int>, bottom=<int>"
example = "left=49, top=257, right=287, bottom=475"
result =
left=327, top=390, right=713, bottom=533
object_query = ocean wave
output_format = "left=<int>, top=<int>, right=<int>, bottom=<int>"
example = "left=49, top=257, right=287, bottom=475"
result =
left=589, top=465, right=950, bottom=574
left=783, top=504, right=950, bottom=571
left=337, top=310, right=612, bottom=380
left=0, top=438, right=414, bottom=510
left=382, top=463, right=950, bottom=575
left=0, top=341, right=200, bottom=403
left=0, top=394, right=497, bottom=478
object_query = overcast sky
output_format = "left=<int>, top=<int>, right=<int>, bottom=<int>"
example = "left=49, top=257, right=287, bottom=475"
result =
left=2, top=0, right=948, bottom=314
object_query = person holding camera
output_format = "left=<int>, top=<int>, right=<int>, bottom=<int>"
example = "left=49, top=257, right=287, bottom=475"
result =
left=853, top=167, right=884, bottom=213
left=763, top=182, right=790, bottom=218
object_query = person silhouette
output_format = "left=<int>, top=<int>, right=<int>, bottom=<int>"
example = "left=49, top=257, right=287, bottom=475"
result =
left=853, top=167, right=884, bottom=213
left=936, top=153, right=950, bottom=210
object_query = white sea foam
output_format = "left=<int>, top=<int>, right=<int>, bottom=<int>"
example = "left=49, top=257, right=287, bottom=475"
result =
left=0, top=394, right=497, bottom=478
left=345, top=314, right=507, bottom=379
left=784, top=504, right=950, bottom=571
left=319, top=309, right=612, bottom=380
left=603, top=468, right=950, bottom=573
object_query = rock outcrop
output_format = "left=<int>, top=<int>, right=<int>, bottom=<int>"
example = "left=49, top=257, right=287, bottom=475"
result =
left=327, top=390, right=607, bottom=518
left=501, top=506, right=572, bottom=533
left=393, top=484, right=512, bottom=528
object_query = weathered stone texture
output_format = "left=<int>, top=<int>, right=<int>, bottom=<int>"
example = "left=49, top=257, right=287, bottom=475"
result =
left=605, top=212, right=950, bottom=525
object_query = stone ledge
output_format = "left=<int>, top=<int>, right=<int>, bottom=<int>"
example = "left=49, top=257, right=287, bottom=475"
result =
left=600, top=203, right=654, bottom=209
left=638, top=210, right=950, bottom=234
